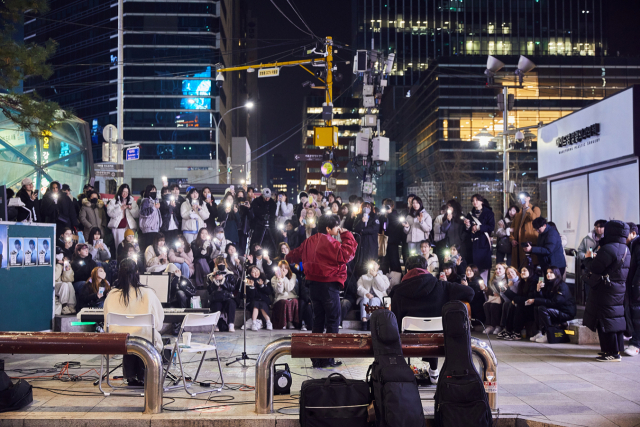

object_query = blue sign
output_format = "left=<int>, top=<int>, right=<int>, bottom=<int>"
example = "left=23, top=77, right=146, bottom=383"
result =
left=126, top=146, right=140, bottom=161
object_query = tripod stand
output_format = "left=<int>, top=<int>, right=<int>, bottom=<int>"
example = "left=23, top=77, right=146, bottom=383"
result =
left=226, top=230, right=256, bottom=368
left=255, top=215, right=278, bottom=256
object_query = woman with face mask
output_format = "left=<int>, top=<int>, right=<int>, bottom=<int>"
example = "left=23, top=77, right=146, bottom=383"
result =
left=353, top=201, right=380, bottom=277
left=207, top=256, right=239, bottom=332
left=527, top=266, right=576, bottom=344
left=79, top=191, right=107, bottom=237
left=138, top=184, right=162, bottom=253
left=70, top=243, right=98, bottom=309
left=79, top=267, right=111, bottom=310
left=210, top=226, right=229, bottom=260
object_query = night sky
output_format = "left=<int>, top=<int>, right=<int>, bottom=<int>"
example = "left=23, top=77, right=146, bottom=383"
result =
left=248, top=1, right=353, bottom=163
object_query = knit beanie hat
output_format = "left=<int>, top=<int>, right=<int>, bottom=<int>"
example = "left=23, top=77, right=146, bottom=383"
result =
left=124, top=229, right=135, bottom=238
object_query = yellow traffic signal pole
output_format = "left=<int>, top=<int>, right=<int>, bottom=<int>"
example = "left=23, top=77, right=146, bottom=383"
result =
left=324, top=37, right=333, bottom=128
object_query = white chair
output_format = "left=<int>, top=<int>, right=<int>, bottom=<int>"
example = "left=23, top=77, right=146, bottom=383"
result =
left=163, top=311, right=224, bottom=396
left=401, top=316, right=443, bottom=366
left=99, top=312, right=155, bottom=396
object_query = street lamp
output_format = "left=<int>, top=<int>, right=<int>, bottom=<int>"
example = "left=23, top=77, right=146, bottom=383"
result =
left=214, top=101, right=254, bottom=183
left=474, top=128, right=494, bottom=148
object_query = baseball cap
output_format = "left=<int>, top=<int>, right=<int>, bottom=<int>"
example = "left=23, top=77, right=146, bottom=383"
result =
left=61, top=184, right=71, bottom=192
left=262, top=188, right=272, bottom=198
left=21, top=177, right=33, bottom=186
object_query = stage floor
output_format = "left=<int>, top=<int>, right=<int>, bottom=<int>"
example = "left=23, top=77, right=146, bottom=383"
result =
left=1, top=328, right=640, bottom=427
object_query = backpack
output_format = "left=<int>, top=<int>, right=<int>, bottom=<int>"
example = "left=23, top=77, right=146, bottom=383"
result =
left=434, top=301, right=492, bottom=427
left=0, top=372, right=33, bottom=413
left=366, top=310, right=423, bottom=427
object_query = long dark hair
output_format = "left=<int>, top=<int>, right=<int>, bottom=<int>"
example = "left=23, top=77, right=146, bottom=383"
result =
left=446, top=199, right=463, bottom=222
left=471, top=193, right=491, bottom=211
left=152, top=232, right=166, bottom=257
left=116, top=184, right=132, bottom=205
left=409, top=196, right=425, bottom=217
left=176, top=234, right=191, bottom=254
left=88, top=227, right=102, bottom=246
left=117, top=258, right=142, bottom=306
left=506, top=204, right=520, bottom=220
left=544, top=266, right=564, bottom=292
left=187, top=187, right=199, bottom=202
left=194, top=228, right=209, bottom=247
left=201, top=187, right=215, bottom=203
left=144, top=184, right=157, bottom=199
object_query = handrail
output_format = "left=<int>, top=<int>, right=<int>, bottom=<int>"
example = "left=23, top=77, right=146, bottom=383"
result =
left=0, top=332, right=163, bottom=414
left=255, top=333, right=498, bottom=415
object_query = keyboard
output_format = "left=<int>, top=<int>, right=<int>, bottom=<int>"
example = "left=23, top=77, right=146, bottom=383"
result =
left=77, top=308, right=210, bottom=324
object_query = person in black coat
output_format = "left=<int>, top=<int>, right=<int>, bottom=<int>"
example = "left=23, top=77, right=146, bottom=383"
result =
left=246, top=265, right=274, bottom=330
left=501, top=263, right=538, bottom=340
left=70, top=242, right=98, bottom=299
left=524, top=217, right=567, bottom=276
left=339, top=261, right=358, bottom=329
left=42, top=181, right=80, bottom=232
left=207, top=257, right=239, bottom=331
left=159, top=187, right=181, bottom=244
left=217, top=193, right=241, bottom=246
left=439, top=199, right=468, bottom=263
left=583, top=220, right=631, bottom=361
left=390, top=255, right=474, bottom=379
left=381, top=198, right=404, bottom=274
left=461, top=264, right=486, bottom=325
left=352, top=202, right=379, bottom=277
left=463, top=194, right=495, bottom=280
left=201, top=187, right=218, bottom=232
left=15, top=178, right=39, bottom=222
left=527, top=266, right=576, bottom=343
left=237, top=196, right=254, bottom=255
left=625, top=228, right=640, bottom=356
left=250, top=188, right=277, bottom=253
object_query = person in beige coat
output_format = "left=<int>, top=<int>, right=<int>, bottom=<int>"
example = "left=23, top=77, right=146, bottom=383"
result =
left=107, top=184, right=140, bottom=248
left=180, top=187, right=210, bottom=244
left=79, top=192, right=108, bottom=235
left=55, top=252, right=77, bottom=314
left=509, top=192, right=541, bottom=268
left=168, top=234, right=195, bottom=278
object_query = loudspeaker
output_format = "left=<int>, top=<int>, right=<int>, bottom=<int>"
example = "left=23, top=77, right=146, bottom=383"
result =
left=486, top=55, right=505, bottom=73
left=273, top=363, right=292, bottom=395
left=517, top=55, right=536, bottom=73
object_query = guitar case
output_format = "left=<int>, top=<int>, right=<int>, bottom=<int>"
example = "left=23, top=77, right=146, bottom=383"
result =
left=434, top=300, right=492, bottom=427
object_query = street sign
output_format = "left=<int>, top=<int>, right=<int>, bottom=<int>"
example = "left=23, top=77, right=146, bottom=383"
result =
left=258, top=67, right=280, bottom=78
left=95, top=163, right=123, bottom=170
left=294, top=153, right=324, bottom=162
left=95, top=170, right=124, bottom=178
left=103, top=124, right=118, bottom=143
left=126, top=146, right=140, bottom=161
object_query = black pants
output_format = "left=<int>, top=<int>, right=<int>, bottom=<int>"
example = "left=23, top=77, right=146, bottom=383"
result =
left=534, top=305, right=573, bottom=332
left=299, top=299, right=314, bottom=328
left=210, top=298, right=237, bottom=325
left=386, top=243, right=402, bottom=273
left=309, top=280, right=341, bottom=366
left=598, top=330, right=625, bottom=355
left=340, top=298, right=353, bottom=326
left=510, top=304, right=534, bottom=333
left=483, top=303, right=502, bottom=327
left=122, top=354, right=145, bottom=382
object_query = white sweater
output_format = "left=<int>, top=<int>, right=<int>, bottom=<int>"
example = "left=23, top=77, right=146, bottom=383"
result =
left=103, top=286, right=165, bottom=350
left=271, top=273, right=298, bottom=303
left=356, top=271, right=390, bottom=303
left=275, top=201, right=294, bottom=226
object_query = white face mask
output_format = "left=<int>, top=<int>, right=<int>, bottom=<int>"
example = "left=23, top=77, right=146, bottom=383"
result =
left=363, top=207, right=371, bottom=214
left=97, top=271, right=107, bottom=280
left=56, top=253, right=64, bottom=262
left=216, top=233, right=225, bottom=241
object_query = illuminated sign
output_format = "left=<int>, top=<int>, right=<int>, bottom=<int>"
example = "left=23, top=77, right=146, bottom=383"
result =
left=181, top=67, right=212, bottom=110
left=258, top=68, right=280, bottom=78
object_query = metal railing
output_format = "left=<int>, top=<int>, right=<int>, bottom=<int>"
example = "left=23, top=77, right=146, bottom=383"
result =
left=255, top=333, right=498, bottom=415
left=0, top=332, right=163, bottom=414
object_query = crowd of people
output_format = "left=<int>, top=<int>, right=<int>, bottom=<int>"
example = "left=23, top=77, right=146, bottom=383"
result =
left=9, top=176, right=640, bottom=362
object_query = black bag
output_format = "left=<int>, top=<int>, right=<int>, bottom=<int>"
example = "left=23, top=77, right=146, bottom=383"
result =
left=367, top=310, right=423, bottom=427
left=299, top=373, right=371, bottom=427
left=546, top=325, right=570, bottom=343
left=434, top=301, right=492, bottom=427
left=497, top=236, right=511, bottom=254
left=0, top=372, right=33, bottom=413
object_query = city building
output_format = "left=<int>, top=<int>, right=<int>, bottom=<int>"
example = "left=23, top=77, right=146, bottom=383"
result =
left=24, top=0, right=256, bottom=194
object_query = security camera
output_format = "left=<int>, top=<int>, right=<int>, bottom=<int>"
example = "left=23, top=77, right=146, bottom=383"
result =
left=216, top=72, right=225, bottom=88
left=515, top=56, right=536, bottom=84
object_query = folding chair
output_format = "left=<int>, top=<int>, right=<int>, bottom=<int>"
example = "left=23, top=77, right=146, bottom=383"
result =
left=99, top=312, right=155, bottom=396
left=163, top=311, right=224, bottom=396
left=401, top=316, right=443, bottom=365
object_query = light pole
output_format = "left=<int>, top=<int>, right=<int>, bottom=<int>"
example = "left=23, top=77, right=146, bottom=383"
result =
left=214, top=101, right=254, bottom=184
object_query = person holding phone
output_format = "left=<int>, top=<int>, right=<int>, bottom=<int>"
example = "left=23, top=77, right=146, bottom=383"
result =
left=207, top=256, right=238, bottom=332
left=482, top=263, right=508, bottom=335
left=168, top=234, right=194, bottom=278
left=217, top=193, right=241, bottom=245
left=200, top=187, right=218, bottom=232
left=296, top=208, right=318, bottom=246
left=54, top=249, right=77, bottom=315
left=275, top=192, right=294, bottom=229
left=356, top=260, right=390, bottom=331
left=245, top=265, right=273, bottom=331
left=160, top=186, right=181, bottom=244
left=271, top=261, right=299, bottom=330
left=461, top=264, right=486, bottom=327
left=353, top=201, right=379, bottom=277
left=79, top=266, right=111, bottom=310
left=16, top=177, right=39, bottom=222
left=107, top=184, right=140, bottom=248
left=180, top=187, right=210, bottom=244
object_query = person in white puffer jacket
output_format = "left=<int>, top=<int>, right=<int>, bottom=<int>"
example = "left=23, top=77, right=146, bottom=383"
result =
left=275, top=191, right=294, bottom=228
left=107, top=184, right=140, bottom=249
left=357, top=260, right=390, bottom=330
left=180, top=187, right=210, bottom=244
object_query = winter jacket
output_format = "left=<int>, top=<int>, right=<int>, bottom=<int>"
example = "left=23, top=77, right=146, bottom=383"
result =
left=144, top=245, right=170, bottom=273
left=433, top=214, right=446, bottom=242
left=533, top=280, right=576, bottom=318
left=70, top=255, right=97, bottom=283
left=246, top=274, right=273, bottom=305
left=353, top=213, right=380, bottom=266
left=238, top=202, right=254, bottom=236
left=441, top=217, right=466, bottom=250
left=203, top=200, right=218, bottom=230
left=485, top=274, right=507, bottom=304
left=403, top=209, right=432, bottom=243
left=251, top=196, right=277, bottom=230
left=577, top=231, right=602, bottom=261
left=389, top=268, right=475, bottom=328
left=180, top=199, right=210, bottom=233
left=217, top=205, right=241, bottom=244
left=117, top=241, right=139, bottom=264
left=465, top=275, right=487, bottom=319
left=275, top=201, right=294, bottom=227
left=139, top=198, right=162, bottom=234
left=16, top=188, right=39, bottom=222
left=78, top=280, right=109, bottom=310
left=356, top=271, right=390, bottom=303
left=509, top=204, right=541, bottom=268
left=384, top=211, right=406, bottom=245
left=583, top=220, right=631, bottom=333
left=530, top=224, right=567, bottom=271
left=88, top=242, right=111, bottom=262
left=191, top=240, right=213, bottom=262
left=271, top=273, right=298, bottom=303
left=168, top=247, right=195, bottom=277
left=206, top=270, right=237, bottom=298
left=79, top=199, right=108, bottom=235
left=41, top=191, right=79, bottom=228
left=107, top=196, right=140, bottom=230
left=55, top=263, right=75, bottom=285
left=296, top=224, right=318, bottom=246
left=286, top=230, right=358, bottom=286
left=465, top=206, right=495, bottom=271
left=159, top=194, right=181, bottom=233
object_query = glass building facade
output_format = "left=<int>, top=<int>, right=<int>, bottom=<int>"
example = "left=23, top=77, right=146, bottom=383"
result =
left=0, top=114, right=93, bottom=195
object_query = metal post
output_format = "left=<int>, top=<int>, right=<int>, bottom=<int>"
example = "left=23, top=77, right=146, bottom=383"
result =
left=255, top=337, right=292, bottom=414
left=126, top=337, right=163, bottom=414
left=117, top=0, right=124, bottom=186
left=215, top=119, right=219, bottom=184
left=502, top=86, right=509, bottom=212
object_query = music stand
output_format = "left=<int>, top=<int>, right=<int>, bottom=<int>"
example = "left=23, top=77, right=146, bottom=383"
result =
left=226, top=230, right=257, bottom=367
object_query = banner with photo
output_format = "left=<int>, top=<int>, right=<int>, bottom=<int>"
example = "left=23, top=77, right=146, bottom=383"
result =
left=37, top=238, right=52, bottom=265
left=9, top=237, right=24, bottom=267
left=0, top=225, right=6, bottom=269
left=24, top=238, right=38, bottom=266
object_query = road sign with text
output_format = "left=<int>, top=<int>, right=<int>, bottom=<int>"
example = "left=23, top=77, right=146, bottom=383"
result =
left=294, top=154, right=324, bottom=162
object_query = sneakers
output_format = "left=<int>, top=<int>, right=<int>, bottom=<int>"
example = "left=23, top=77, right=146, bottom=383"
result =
left=266, top=320, right=273, bottom=330
left=241, top=319, right=253, bottom=330
left=497, top=330, right=510, bottom=339
left=535, top=334, right=548, bottom=343
left=596, top=353, right=622, bottom=362
left=338, top=325, right=343, bottom=329
left=530, top=332, right=543, bottom=342
left=301, top=321, right=307, bottom=331
left=228, top=324, right=235, bottom=332
left=624, top=345, right=640, bottom=357
left=473, top=325, right=485, bottom=333
left=61, top=305, right=75, bottom=315
left=505, top=332, right=522, bottom=341
left=492, top=326, right=503, bottom=335
left=251, top=322, right=260, bottom=331
left=482, top=326, right=494, bottom=335
left=287, top=322, right=295, bottom=329
left=428, top=368, right=439, bottom=385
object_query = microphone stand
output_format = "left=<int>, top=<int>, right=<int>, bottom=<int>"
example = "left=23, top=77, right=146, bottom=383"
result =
left=226, top=229, right=256, bottom=367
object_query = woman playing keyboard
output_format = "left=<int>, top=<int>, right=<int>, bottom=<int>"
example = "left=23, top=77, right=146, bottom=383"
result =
left=104, top=258, right=165, bottom=386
